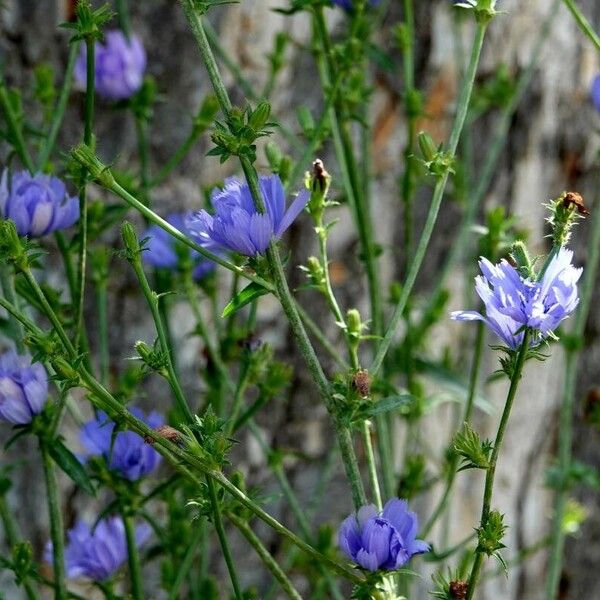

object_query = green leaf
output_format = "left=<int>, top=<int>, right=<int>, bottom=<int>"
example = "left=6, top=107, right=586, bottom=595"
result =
left=365, top=394, right=414, bottom=417
left=222, top=281, right=269, bottom=318
left=48, top=439, right=95, bottom=495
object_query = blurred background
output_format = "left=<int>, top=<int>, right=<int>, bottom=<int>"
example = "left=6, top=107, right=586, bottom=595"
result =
left=1, top=0, right=600, bottom=598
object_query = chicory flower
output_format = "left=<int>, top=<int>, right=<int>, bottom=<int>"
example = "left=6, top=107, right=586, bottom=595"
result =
left=142, top=213, right=216, bottom=280
left=451, top=248, right=582, bottom=349
left=186, top=175, right=309, bottom=257
left=79, top=408, right=163, bottom=481
left=591, top=74, right=600, bottom=114
left=75, top=30, right=146, bottom=101
left=338, top=498, right=429, bottom=571
left=0, top=350, right=48, bottom=425
left=0, top=170, right=79, bottom=237
left=46, top=517, right=150, bottom=581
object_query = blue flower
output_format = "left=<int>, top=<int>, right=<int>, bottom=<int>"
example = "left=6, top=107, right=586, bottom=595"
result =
left=79, top=408, right=163, bottom=481
left=591, top=74, right=600, bottom=114
left=338, top=498, right=429, bottom=571
left=75, top=30, right=146, bottom=101
left=331, top=0, right=381, bottom=10
left=451, top=248, right=582, bottom=349
left=142, top=213, right=216, bottom=280
left=46, top=517, right=151, bottom=581
left=0, top=170, right=79, bottom=237
left=0, top=350, right=48, bottom=425
left=186, top=175, right=309, bottom=257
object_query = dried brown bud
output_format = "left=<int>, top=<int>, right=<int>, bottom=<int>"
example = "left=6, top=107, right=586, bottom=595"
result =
left=562, top=191, right=589, bottom=216
left=353, top=370, right=371, bottom=397
left=449, top=580, right=468, bottom=599
left=145, top=425, right=181, bottom=445
left=312, top=159, right=330, bottom=193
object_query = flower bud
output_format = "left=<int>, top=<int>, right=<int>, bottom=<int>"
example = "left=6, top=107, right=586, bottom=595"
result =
left=121, top=221, right=141, bottom=260
left=449, top=580, right=468, bottom=599
left=353, top=369, right=371, bottom=397
left=546, top=191, right=588, bottom=248
left=346, top=308, right=363, bottom=342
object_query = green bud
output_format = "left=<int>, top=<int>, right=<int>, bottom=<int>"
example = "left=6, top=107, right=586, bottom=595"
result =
left=265, top=141, right=284, bottom=170
left=346, top=309, right=363, bottom=340
left=11, top=541, right=33, bottom=583
left=70, top=144, right=115, bottom=187
left=546, top=191, right=588, bottom=248
left=248, top=101, right=271, bottom=132
left=477, top=510, right=507, bottom=556
left=121, top=221, right=141, bottom=261
left=194, top=95, right=220, bottom=132
left=418, top=131, right=437, bottom=162
left=307, top=159, right=331, bottom=222
left=304, top=256, right=325, bottom=288
left=510, top=241, right=533, bottom=278
left=296, top=106, right=315, bottom=134
left=52, top=357, right=80, bottom=382
left=0, top=220, right=27, bottom=268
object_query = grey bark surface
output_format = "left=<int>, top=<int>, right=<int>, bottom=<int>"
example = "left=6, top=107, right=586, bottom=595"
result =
left=1, top=1, right=600, bottom=599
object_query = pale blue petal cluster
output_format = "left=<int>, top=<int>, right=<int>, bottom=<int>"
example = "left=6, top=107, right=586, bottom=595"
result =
left=451, top=248, right=582, bottom=348
left=0, top=170, right=79, bottom=237
left=142, top=213, right=216, bottom=280
left=338, top=498, right=429, bottom=572
left=46, top=517, right=150, bottom=581
left=75, top=30, right=146, bottom=101
left=79, top=408, right=163, bottom=481
left=186, top=175, right=309, bottom=257
left=0, top=350, right=48, bottom=425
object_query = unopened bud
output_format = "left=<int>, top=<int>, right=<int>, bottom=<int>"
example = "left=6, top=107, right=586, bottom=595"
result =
left=346, top=309, right=363, bottom=340
left=144, top=424, right=181, bottom=445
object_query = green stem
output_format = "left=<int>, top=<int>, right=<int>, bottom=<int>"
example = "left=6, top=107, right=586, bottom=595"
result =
left=0, top=265, right=25, bottom=352
left=546, top=191, right=600, bottom=598
left=226, top=511, right=303, bottom=600
left=134, top=115, right=151, bottom=205
left=417, top=1, right=559, bottom=329
left=121, top=510, right=144, bottom=600
left=0, top=81, right=35, bottom=172
left=422, top=319, right=485, bottom=537
left=561, top=0, right=600, bottom=52
left=361, top=420, right=382, bottom=510
left=129, top=251, right=194, bottom=422
left=40, top=440, right=67, bottom=600
left=370, top=20, right=488, bottom=377
left=206, top=476, right=243, bottom=600
left=466, top=331, right=531, bottom=600
left=312, top=7, right=382, bottom=338
left=167, top=522, right=205, bottom=600
left=181, top=0, right=367, bottom=510
left=96, top=278, right=109, bottom=385
left=116, top=0, right=131, bottom=39
left=37, top=41, right=80, bottom=170
left=75, top=37, right=95, bottom=353
left=0, top=493, right=40, bottom=600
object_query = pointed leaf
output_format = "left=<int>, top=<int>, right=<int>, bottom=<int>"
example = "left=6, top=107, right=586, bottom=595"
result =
left=222, top=281, right=269, bottom=318
left=48, top=439, right=95, bottom=495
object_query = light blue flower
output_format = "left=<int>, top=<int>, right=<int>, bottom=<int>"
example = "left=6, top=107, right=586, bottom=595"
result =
left=451, top=248, right=582, bottom=348
left=338, top=498, right=429, bottom=572
left=0, top=170, right=79, bottom=237
left=186, top=175, right=309, bottom=257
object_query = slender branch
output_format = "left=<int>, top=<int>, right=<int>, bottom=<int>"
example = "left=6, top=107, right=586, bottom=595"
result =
left=546, top=190, right=600, bottom=598
left=40, top=440, right=67, bottom=600
left=466, top=331, right=531, bottom=600
left=121, top=509, right=144, bottom=600
left=370, top=20, right=488, bottom=377
left=206, top=476, right=243, bottom=600
left=561, top=0, right=600, bottom=53
left=226, top=511, right=303, bottom=600
left=0, top=81, right=35, bottom=172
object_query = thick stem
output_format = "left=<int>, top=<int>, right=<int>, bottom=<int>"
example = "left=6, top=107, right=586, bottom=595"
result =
left=370, top=21, right=488, bottom=377
left=466, top=331, right=531, bottom=600
left=40, top=440, right=67, bottom=600
left=206, top=476, right=243, bottom=600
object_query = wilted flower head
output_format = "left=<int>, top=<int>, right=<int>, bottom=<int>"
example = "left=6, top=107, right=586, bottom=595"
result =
left=80, top=408, right=163, bottom=480
left=46, top=517, right=150, bottom=581
left=0, top=170, right=79, bottom=237
left=75, top=30, right=146, bottom=101
left=186, top=175, right=309, bottom=256
left=451, top=248, right=582, bottom=349
left=142, top=213, right=216, bottom=280
left=338, top=498, right=429, bottom=571
left=591, top=74, right=600, bottom=114
left=0, top=350, right=48, bottom=425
